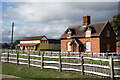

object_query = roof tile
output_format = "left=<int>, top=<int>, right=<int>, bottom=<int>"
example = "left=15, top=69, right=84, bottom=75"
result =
left=60, top=22, right=107, bottom=38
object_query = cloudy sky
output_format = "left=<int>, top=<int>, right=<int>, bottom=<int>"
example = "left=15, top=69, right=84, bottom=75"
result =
left=1, top=2, right=118, bottom=43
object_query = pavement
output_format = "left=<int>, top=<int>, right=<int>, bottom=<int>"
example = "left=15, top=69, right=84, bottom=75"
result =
left=1, top=75, right=34, bottom=80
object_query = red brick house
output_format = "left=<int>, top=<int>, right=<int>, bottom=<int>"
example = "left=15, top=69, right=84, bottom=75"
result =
left=60, top=15, right=116, bottom=53
left=116, top=41, right=120, bottom=53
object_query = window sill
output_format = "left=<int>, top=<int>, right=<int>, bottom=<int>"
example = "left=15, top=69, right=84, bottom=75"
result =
left=86, top=51, right=91, bottom=52
left=67, top=37, right=71, bottom=38
left=68, top=51, right=70, bottom=52
left=85, top=35, right=91, bottom=37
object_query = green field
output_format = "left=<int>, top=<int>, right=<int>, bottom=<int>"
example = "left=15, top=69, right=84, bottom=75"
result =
left=2, top=62, right=110, bottom=80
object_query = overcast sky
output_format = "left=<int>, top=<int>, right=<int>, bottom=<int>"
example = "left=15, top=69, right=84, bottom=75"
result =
left=1, top=2, right=118, bottom=43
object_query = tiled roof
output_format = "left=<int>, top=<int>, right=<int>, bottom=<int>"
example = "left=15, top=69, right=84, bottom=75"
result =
left=60, top=21, right=108, bottom=39
left=70, top=38, right=83, bottom=45
left=21, top=35, right=46, bottom=41
left=48, top=39, right=60, bottom=44
left=20, top=43, right=39, bottom=46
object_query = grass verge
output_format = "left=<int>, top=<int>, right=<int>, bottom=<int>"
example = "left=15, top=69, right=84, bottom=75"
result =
left=2, top=62, right=110, bottom=80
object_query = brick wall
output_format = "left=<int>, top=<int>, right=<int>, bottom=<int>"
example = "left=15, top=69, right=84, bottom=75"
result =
left=100, top=23, right=116, bottom=52
left=61, top=22, right=116, bottom=53
left=61, top=37, right=100, bottom=53
left=79, top=37, right=100, bottom=53
left=116, top=46, right=120, bottom=53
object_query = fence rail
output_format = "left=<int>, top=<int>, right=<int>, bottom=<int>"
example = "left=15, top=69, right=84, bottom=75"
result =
left=1, top=49, right=120, bottom=57
left=1, top=50, right=120, bottom=80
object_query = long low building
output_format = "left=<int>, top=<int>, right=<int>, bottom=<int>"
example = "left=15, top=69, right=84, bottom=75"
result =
left=17, top=35, right=60, bottom=51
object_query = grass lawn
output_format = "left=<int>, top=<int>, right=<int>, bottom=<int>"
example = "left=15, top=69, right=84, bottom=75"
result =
left=2, top=62, right=110, bottom=80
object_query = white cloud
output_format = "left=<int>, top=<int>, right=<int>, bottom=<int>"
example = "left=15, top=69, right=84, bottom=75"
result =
left=2, top=2, right=118, bottom=43
left=1, top=0, right=120, bottom=2
left=3, top=2, right=118, bottom=23
left=2, top=24, right=66, bottom=43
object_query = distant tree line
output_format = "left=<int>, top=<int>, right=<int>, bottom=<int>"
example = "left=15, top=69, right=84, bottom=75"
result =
left=1, top=39, right=20, bottom=49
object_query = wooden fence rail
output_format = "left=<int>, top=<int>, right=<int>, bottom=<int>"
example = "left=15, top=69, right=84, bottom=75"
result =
left=1, top=51, right=120, bottom=80
left=1, top=49, right=120, bottom=57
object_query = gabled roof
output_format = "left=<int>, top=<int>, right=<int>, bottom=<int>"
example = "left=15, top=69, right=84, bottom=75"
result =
left=70, top=38, right=83, bottom=45
left=65, top=28, right=75, bottom=34
left=83, top=26, right=92, bottom=32
left=60, top=21, right=108, bottom=39
left=21, top=35, right=47, bottom=41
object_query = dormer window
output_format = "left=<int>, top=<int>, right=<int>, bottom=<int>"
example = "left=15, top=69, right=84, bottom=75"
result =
left=67, top=32, right=71, bottom=38
left=86, top=30, right=91, bottom=37
left=107, top=30, right=110, bottom=37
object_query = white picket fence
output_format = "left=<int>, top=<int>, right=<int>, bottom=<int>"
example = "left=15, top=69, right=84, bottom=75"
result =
left=2, top=49, right=119, bottom=57
left=1, top=51, right=120, bottom=80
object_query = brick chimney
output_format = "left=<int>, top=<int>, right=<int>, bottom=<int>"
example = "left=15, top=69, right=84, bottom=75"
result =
left=83, top=15, right=91, bottom=26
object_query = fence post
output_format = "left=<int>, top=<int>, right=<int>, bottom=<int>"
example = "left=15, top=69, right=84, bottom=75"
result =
left=81, top=56, right=84, bottom=75
left=41, top=54, right=44, bottom=69
left=79, top=52, right=81, bottom=57
left=109, top=56, right=114, bottom=80
left=34, top=51, right=35, bottom=55
left=0, top=49, right=1, bottom=62
left=7, top=50, right=9, bottom=63
left=23, top=50, right=24, bottom=54
left=91, top=52, right=93, bottom=58
left=68, top=52, right=70, bottom=56
left=43, top=51, right=44, bottom=55
left=51, top=51, right=52, bottom=56
left=16, top=49, right=17, bottom=53
left=59, top=52, right=62, bottom=72
left=17, top=50, right=19, bottom=65
left=11, top=50, right=13, bottom=54
left=28, top=51, right=30, bottom=67
left=91, top=52, right=93, bottom=64
left=38, top=51, right=40, bottom=56
left=106, top=52, right=108, bottom=59
left=100, top=60, right=102, bottom=65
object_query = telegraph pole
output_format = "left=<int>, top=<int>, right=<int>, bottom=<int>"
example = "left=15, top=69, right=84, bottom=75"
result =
left=11, top=22, right=14, bottom=51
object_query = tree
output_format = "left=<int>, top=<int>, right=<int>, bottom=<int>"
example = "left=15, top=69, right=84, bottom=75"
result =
left=9, top=39, right=20, bottom=49
left=110, top=14, right=120, bottom=41
left=2, top=43, right=10, bottom=49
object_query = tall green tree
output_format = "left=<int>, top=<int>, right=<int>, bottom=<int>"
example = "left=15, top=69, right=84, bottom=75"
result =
left=110, top=14, right=120, bottom=41
left=9, top=39, right=20, bottom=49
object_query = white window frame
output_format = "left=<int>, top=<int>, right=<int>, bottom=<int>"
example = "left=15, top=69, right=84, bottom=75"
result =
left=86, top=31, right=91, bottom=37
left=67, top=32, right=71, bottom=38
left=107, top=44, right=110, bottom=51
left=67, top=42, right=71, bottom=51
left=107, top=30, right=110, bottom=37
left=86, top=42, right=91, bottom=52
